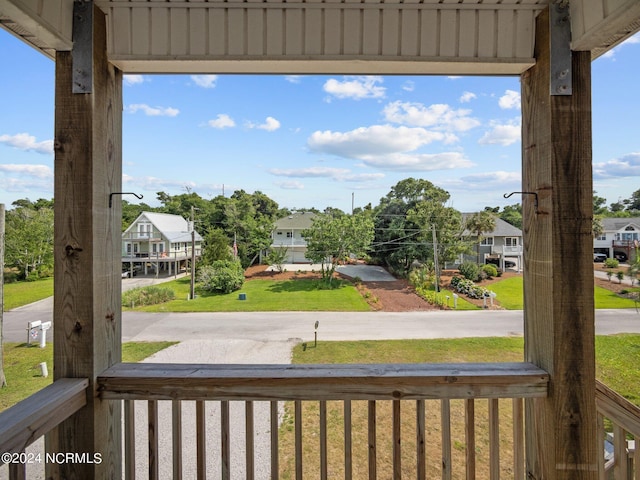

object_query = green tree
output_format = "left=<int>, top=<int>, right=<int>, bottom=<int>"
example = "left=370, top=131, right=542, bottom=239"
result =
left=302, top=212, right=374, bottom=285
left=265, top=246, right=289, bottom=273
left=200, top=228, right=234, bottom=265
left=5, top=204, right=54, bottom=280
left=465, top=211, right=497, bottom=263
left=197, top=259, right=244, bottom=293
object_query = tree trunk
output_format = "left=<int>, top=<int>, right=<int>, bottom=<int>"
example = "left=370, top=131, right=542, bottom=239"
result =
left=1, top=203, right=7, bottom=388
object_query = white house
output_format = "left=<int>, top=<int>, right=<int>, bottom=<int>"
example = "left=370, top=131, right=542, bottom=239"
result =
left=594, top=217, right=640, bottom=263
left=271, top=211, right=317, bottom=263
left=122, top=211, right=203, bottom=276
left=461, top=213, right=523, bottom=270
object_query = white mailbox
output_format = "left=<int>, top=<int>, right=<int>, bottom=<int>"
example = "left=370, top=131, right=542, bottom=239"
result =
left=26, top=320, right=42, bottom=346
left=39, top=321, right=52, bottom=348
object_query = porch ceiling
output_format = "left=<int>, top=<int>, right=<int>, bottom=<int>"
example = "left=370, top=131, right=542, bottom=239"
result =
left=1, top=0, right=639, bottom=75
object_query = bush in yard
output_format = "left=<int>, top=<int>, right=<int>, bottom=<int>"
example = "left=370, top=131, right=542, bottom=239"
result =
left=198, top=259, right=244, bottom=294
left=604, top=258, right=619, bottom=269
left=458, top=261, right=480, bottom=282
left=122, top=286, right=175, bottom=307
left=481, top=263, right=498, bottom=279
left=450, top=275, right=490, bottom=299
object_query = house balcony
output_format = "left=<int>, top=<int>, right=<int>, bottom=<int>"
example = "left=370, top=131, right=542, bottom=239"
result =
left=2, top=363, right=638, bottom=479
left=122, top=249, right=202, bottom=262
left=491, top=245, right=523, bottom=256
left=123, top=232, right=163, bottom=242
left=271, top=240, right=308, bottom=248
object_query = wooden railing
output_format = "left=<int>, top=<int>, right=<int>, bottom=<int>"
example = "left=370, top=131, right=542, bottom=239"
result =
left=596, top=380, right=640, bottom=479
left=98, top=362, right=548, bottom=479
left=0, top=378, right=88, bottom=480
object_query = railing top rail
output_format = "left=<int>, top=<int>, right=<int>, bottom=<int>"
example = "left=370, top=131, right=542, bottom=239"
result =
left=596, top=380, right=640, bottom=438
left=98, top=362, right=548, bottom=401
left=0, top=378, right=88, bottom=458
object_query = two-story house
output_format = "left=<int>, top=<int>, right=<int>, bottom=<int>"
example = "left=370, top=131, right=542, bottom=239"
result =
left=461, top=213, right=523, bottom=271
left=594, top=217, right=640, bottom=263
left=122, top=211, right=203, bottom=276
left=270, top=211, right=317, bottom=263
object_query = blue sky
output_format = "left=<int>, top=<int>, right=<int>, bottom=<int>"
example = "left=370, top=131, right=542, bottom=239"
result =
left=0, top=28, right=638, bottom=214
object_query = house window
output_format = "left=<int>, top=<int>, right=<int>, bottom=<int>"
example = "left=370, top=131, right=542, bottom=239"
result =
left=277, top=231, right=282, bottom=235
left=505, top=237, right=519, bottom=247
left=596, top=234, right=606, bottom=241
left=287, top=232, right=293, bottom=238
left=480, top=237, right=494, bottom=246
left=139, top=223, right=151, bottom=237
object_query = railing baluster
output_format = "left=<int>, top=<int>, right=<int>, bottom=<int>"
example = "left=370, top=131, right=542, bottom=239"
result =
left=320, top=401, right=328, bottom=480
left=393, top=400, right=401, bottom=480
left=295, top=400, right=303, bottom=480
left=512, top=398, right=524, bottom=480
left=465, top=399, right=476, bottom=480
left=368, top=400, right=377, bottom=480
left=597, top=413, right=605, bottom=480
left=8, top=456, right=25, bottom=480
left=489, top=399, right=500, bottom=480
left=148, top=400, right=159, bottom=480
left=441, top=399, right=452, bottom=480
left=172, top=400, right=182, bottom=480
left=345, top=399, right=353, bottom=480
left=613, top=424, right=628, bottom=480
left=196, top=400, right=206, bottom=480
left=417, top=399, right=426, bottom=480
left=270, top=401, right=279, bottom=480
left=633, top=434, right=639, bottom=480
left=124, top=399, right=136, bottom=480
left=246, top=401, right=254, bottom=480
left=221, top=401, right=230, bottom=480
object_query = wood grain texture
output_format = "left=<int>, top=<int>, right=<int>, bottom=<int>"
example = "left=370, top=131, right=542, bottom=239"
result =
left=522, top=8, right=597, bottom=479
left=98, top=362, right=549, bottom=401
left=49, top=5, right=122, bottom=479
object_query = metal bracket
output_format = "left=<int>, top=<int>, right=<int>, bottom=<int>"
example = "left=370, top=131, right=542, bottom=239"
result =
left=109, top=192, right=143, bottom=208
left=550, top=1, right=572, bottom=96
left=504, top=191, right=540, bottom=214
left=72, top=0, right=93, bottom=94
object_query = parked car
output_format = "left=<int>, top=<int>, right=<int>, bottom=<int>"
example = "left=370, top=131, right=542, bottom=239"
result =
left=486, top=257, right=516, bottom=268
left=121, top=271, right=130, bottom=278
left=593, top=253, right=607, bottom=262
left=614, top=251, right=628, bottom=262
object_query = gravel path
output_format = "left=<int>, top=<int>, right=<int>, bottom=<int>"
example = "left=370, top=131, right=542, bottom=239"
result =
left=134, top=338, right=299, bottom=480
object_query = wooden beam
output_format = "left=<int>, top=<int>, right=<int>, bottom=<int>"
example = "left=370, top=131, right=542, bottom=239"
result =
left=521, top=8, right=597, bottom=480
left=47, top=4, right=123, bottom=478
left=97, top=362, right=549, bottom=401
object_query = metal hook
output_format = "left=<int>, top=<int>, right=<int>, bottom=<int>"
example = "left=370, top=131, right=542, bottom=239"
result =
left=504, top=191, right=539, bottom=214
left=109, top=192, right=143, bottom=208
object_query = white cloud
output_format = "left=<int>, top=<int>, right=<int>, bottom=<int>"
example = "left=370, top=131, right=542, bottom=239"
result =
left=600, top=32, right=640, bottom=60
left=126, top=104, right=179, bottom=117
left=458, top=171, right=521, bottom=188
left=269, top=166, right=385, bottom=182
left=0, top=133, right=53, bottom=155
left=285, top=76, right=302, bottom=84
left=124, top=75, right=145, bottom=86
left=499, top=90, right=521, bottom=110
left=355, top=152, right=473, bottom=172
left=308, top=125, right=446, bottom=158
left=208, top=114, right=236, bottom=129
left=383, top=101, right=480, bottom=133
left=276, top=180, right=305, bottom=190
left=479, top=118, right=521, bottom=146
left=460, top=91, right=477, bottom=103
left=0, top=163, right=53, bottom=178
left=402, top=81, right=415, bottom=92
left=593, top=152, right=640, bottom=179
left=323, top=76, right=386, bottom=100
left=247, top=117, right=281, bottom=131
left=123, top=174, right=196, bottom=191
left=191, top=75, right=218, bottom=88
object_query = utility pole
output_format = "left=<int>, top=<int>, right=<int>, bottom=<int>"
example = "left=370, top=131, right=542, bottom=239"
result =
left=432, top=224, right=440, bottom=293
left=190, top=206, right=196, bottom=301
left=1, top=204, right=7, bottom=387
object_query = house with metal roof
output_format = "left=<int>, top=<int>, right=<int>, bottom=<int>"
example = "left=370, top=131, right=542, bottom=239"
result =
left=122, top=211, right=203, bottom=277
left=594, top=217, right=640, bottom=263
left=461, top=213, right=523, bottom=270
left=271, top=211, right=317, bottom=263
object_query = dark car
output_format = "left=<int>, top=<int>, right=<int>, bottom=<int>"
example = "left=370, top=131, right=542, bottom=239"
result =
left=614, top=251, right=628, bottom=262
left=486, top=257, right=516, bottom=268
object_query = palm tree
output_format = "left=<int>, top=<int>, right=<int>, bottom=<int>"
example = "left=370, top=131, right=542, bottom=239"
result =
left=465, top=211, right=497, bottom=264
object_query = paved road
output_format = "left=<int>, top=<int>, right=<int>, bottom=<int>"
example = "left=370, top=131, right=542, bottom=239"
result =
left=4, top=307, right=640, bottom=344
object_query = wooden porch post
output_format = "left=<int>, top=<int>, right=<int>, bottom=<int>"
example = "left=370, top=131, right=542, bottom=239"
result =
left=47, top=4, right=123, bottom=478
left=521, top=8, right=597, bottom=479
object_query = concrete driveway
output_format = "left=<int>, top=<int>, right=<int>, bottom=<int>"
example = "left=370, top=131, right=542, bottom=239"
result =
left=336, top=264, right=396, bottom=281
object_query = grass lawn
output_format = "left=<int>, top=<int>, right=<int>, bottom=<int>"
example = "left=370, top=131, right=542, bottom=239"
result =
left=126, top=277, right=371, bottom=312
left=488, top=276, right=639, bottom=310
left=0, top=341, right=177, bottom=412
left=278, top=335, right=640, bottom=479
left=3, top=278, right=54, bottom=311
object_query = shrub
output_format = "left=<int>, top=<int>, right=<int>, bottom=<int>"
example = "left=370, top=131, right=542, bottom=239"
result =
left=409, top=265, right=436, bottom=290
left=604, top=258, right=619, bottom=269
left=450, top=275, right=490, bottom=299
left=481, top=263, right=498, bottom=279
left=198, top=259, right=244, bottom=294
left=123, top=286, right=175, bottom=307
left=458, top=262, right=480, bottom=282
